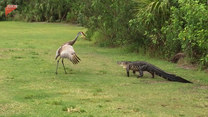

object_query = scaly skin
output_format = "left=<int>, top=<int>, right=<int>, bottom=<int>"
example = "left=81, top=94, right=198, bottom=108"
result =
left=117, top=61, right=192, bottom=83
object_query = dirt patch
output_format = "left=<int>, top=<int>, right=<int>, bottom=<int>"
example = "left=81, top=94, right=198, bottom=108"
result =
left=117, top=83, right=131, bottom=86
left=192, top=84, right=208, bottom=90
left=142, top=79, right=169, bottom=84
left=0, top=102, right=28, bottom=115
left=205, top=69, right=208, bottom=73
left=177, top=62, right=208, bottom=73
left=197, top=85, right=208, bottom=90
left=177, top=64, right=198, bottom=70
left=0, top=48, right=23, bottom=52
left=0, top=48, right=25, bottom=59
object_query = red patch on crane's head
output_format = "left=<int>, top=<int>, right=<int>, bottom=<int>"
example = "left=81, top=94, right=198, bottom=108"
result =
left=81, top=32, right=86, bottom=36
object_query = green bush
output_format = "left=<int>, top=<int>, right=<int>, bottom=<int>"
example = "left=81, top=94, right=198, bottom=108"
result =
left=1, top=0, right=207, bottom=68
left=80, top=0, right=137, bottom=47
left=162, top=0, right=208, bottom=67
left=0, top=0, right=80, bottom=22
left=134, top=0, right=207, bottom=68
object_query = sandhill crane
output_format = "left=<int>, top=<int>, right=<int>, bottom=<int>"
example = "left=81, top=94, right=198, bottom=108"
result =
left=55, top=32, right=86, bottom=74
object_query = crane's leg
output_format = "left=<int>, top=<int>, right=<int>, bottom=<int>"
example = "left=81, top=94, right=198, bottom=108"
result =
left=62, top=58, right=67, bottom=74
left=56, top=57, right=61, bottom=74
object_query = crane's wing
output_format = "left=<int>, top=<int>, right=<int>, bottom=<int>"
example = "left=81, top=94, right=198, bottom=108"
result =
left=61, top=45, right=81, bottom=64
left=55, top=46, right=62, bottom=60
left=70, top=53, right=81, bottom=64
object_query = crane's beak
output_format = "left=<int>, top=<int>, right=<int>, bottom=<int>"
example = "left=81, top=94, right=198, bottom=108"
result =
left=81, top=32, right=86, bottom=38
left=81, top=32, right=86, bottom=39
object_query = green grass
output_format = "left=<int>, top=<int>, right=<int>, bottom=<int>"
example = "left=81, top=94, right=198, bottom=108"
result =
left=0, top=21, right=208, bottom=117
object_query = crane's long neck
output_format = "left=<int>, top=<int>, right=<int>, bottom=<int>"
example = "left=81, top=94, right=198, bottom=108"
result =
left=68, top=32, right=81, bottom=46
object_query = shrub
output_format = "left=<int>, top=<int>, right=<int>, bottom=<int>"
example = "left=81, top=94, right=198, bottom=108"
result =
left=162, top=0, right=208, bottom=67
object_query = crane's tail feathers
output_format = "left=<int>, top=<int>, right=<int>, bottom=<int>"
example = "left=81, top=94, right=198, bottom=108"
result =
left=71, top=57, right=78, bottom=64
left=71, top=54, right=80, bottom=64
left=155, top=72, right=192, bottom=83
left=74, top=56, right=79, bottom=64
left=71, top=57, right=76, bottom=64
left=75, top=54, right=81, bottom=60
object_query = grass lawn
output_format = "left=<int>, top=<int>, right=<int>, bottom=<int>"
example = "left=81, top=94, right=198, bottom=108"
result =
left=0, top=21, right=207, bottom=117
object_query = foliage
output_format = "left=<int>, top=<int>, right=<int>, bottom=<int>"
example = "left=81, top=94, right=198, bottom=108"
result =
left=20, top=0, right=73, bottom=22
left=135, top=0, right=208, bottom=68
left=80, top=0, right=138, bottom=47
left=0, top=0, right=81, bottom=22
left=162, top=0, right=208, bottom=67
left=0, top=0, right=6, bottom=20
left=0, top=22, right=207, bottom=116
left=0, top=0, right=207, bottom=68
left=135, top=0, right=173, bottom=56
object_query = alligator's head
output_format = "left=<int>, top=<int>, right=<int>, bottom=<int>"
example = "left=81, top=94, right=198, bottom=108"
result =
left=117, top=61, right=132, bottom=68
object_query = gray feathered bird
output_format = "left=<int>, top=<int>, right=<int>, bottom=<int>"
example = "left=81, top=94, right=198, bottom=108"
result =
left=55, top=32, right=86, bottom=74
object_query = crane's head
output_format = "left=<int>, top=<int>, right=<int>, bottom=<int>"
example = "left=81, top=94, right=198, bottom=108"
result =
left=78, top=32, right=86, bottom=39
left=81, top=32, right=86, bottom=36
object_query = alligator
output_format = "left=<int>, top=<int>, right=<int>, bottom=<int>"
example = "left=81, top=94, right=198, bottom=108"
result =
left=117, top=61, right=192, bottom=83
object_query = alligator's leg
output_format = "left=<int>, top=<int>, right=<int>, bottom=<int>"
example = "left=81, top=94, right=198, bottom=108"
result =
left=133, top=70, right=136, bottom=74
left=138, top=69, right=143, bottom=78
left=150, top=72, right=154, bottom=78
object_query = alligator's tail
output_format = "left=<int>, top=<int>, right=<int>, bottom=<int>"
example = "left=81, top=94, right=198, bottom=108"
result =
left=153, top=67, right=192, bottom=83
